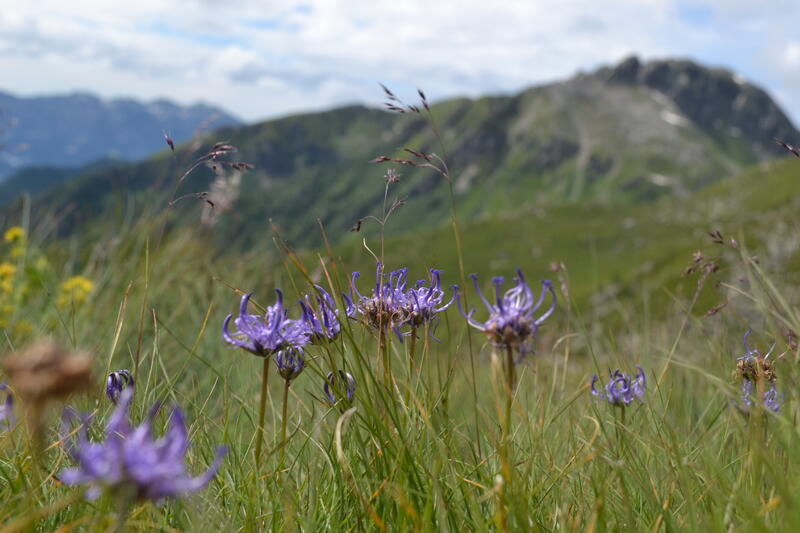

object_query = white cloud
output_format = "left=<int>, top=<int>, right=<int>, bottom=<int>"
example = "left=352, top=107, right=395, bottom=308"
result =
left=0, top=0, right=798, bottom=127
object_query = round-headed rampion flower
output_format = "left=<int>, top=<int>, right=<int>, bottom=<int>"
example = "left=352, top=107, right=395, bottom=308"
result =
left=740, top=379, right=782, bottom=413
left=60, top=389, right=226, bottom=501
left=223, top=291, right=309, bottom=357
left=736, top=330, right=776, bottom=383
left=591, top=366, right=647, bottom=407
left=345, top=263, right=411, bottom=336
left=455, top=268, right=555, bottom=359
left=0, top=382, right=14, bottom=430
left=275, top=347, right=305, bottom=382
left=324, top=370, right=356, bottom=404
left=402, top=269, right=454, bottom=330
left=106, top=370, right=134, bottom=404
left=299, top=286, right=345, bottom=343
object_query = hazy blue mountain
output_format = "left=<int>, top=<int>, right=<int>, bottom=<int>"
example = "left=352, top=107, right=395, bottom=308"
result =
left=0, top=91, right=240, bottom=178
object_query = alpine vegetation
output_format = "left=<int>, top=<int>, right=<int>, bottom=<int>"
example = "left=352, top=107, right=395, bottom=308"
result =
left=60, top=389, right=226, bottom=504
left=591, top=367, right=648, bottom=407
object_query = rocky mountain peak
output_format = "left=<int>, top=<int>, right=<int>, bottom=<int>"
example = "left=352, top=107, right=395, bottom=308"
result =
left=602, top=55, right=797, bottom=157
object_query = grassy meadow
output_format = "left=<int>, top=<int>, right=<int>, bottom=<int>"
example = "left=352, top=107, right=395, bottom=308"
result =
left=1, top=116, right=800, bottom=533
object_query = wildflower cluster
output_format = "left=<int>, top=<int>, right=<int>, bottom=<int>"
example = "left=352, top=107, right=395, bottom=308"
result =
left=223, top=285, right=348, bottom=384
left=345, top=263, right=454, bottom=339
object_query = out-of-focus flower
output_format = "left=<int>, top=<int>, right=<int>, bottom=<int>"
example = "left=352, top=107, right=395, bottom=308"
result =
left=106, top=370, right=134, bottom=404
left=223, top=291, right=309, bottom=357
left=0, top=382, right=15, bottom=430
left=299, top=286, right=345, bottom=343
left=323, top=370, right=356, bottom=404
left=740, top=379, right=782, bottom=413
left=402, top=269, right=454, bottom=330
left=3, top=340, right=93, bottom=407
left=60, top=389, right=226, bottom=501
left=735, top=330, right=776, bottom=383
left=0, top=263, right=16, bottom=281
left=275, top=348, right=305, bottom=382
left=591, top=367, right=647, bottom=407
left=455, top=268, right=555, bottom=359
left=4, top=227, right=25, bottom=245
left=57, top=276, right=95, bottom=308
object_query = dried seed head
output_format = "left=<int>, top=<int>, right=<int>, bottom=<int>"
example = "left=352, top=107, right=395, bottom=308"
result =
left=3, top=340, right=93, bottom=405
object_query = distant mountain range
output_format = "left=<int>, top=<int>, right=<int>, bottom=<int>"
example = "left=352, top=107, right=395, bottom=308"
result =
left=0, top=91, right=240, bottom=178
left=4, top=56, right=798, bottom=250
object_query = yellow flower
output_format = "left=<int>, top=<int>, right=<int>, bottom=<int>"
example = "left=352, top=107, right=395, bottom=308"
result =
left=4, top=227, right=26, bottom=245
left=13, top=321, right=33, bottom=337
left=58, top=276, right=95, bottom=308
left=1, top=281, right=13, bottom=295
left=0, top=263, right=15, bottom=280
left=10, top=246, right=24, bottom=259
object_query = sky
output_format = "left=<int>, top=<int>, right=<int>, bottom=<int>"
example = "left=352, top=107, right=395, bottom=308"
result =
left=1, top=0, right=799, bottom=125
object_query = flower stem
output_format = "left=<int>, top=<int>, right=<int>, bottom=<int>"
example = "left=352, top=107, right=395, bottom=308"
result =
left=380, top=329, right=390, bottom=389
left=501, top=346, right=515, bottom=490
left=505, top=346, right=515, bottom=438
left=254, top=357, right=270, bottom=467
left=279, top=378, right=290, bottom=469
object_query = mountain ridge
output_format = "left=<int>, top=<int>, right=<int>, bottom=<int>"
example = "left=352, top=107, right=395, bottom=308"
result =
left=6, top=56, right=799, bottom=250
left=0, top=90, right=241, bottom=178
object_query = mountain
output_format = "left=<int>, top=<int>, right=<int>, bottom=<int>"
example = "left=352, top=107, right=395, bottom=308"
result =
left=0, top=91, right=241, bottom=178
left=6, top=56, right=799, bottom=250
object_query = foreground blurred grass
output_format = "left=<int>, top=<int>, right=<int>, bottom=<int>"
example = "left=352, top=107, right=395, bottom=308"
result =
left=0, top=155, right=799, bottom=531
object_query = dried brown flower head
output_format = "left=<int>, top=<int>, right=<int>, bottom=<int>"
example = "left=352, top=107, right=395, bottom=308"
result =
left=3, top=340, right=93, bottom=405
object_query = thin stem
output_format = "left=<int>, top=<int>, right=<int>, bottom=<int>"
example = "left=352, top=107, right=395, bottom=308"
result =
left=407, top=327, right=418, bottom=406
left=501, top=346, right=515, bottom=489
left=254, top=357, right=270, bottom=467
left=380, top=329, right=390, bottom=389
left=408, top=327, right=417, bottom=378
left=114, top=487, right=134, bottom=533
left=279, top=378, right=290, bottom=468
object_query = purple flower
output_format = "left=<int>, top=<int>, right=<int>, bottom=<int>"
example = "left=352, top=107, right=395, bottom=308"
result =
left=403, top=269, right=454, bottom=329
left=275, top=347, right=305, bottom=382
left=740, top=379, right=782, bottom=413
left=324, top=370, right=356, bottom=404
left=60, top=389, right=226, bottom=501
left=345, top=263, right=411, bottom=335
left=223, top=291, right=309, bottom=357
left=106, top=370, right=134, bottom=404
left=455, top=268, right=555, bottom=359
left=591, top=367, right=647, bottom=407
left=736, top=330, right=776, bottom=382
left=299, top=286, right=345, bottom=343
left=0, top=382, right=14, bottom=430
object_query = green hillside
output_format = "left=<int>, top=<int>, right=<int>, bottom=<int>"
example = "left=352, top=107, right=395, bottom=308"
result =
left=6, top=57, right=797, bottom=251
